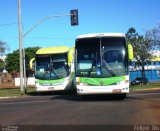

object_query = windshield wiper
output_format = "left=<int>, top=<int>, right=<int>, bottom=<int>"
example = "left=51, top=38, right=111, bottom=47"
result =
left=88, top=62, right=94, bottom=77
left=50, top=61, right=60, bottom=79
left=101, top=58, right=116, bottom=77
left=42, top=70, right=50, bottom=79
left=88, top=51, right=98, bottom=77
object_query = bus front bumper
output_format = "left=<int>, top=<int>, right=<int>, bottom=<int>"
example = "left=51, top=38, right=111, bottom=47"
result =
left=76, top=85, right=129, bottom=95
left=35, top=80, right=72, bottom=92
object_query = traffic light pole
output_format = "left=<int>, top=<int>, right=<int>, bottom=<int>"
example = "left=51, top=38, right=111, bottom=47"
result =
left=23, top=14, right=71, bottom=37
left=18, top=0, right=78, bottom=94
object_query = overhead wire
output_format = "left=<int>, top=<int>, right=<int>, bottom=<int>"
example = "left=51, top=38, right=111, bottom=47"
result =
left=0, top=22, right=18, bottom=27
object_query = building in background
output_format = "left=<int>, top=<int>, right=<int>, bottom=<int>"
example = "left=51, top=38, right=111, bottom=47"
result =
left=129, top=50, right=160, bottom=82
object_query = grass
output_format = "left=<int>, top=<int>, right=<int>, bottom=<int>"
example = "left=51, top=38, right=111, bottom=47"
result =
left=0, top=87, right=36, bottom=97
left=0, top=83, right=160, bottom=97
left=130, top=82, right=160, bottom=90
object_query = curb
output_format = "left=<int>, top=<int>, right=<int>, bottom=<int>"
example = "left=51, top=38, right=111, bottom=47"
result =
left=130, top=88, right=160, bottom=92
left=0, top=96, right=18, bottom=99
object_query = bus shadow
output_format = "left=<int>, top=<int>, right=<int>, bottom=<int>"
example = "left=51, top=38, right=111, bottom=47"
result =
left=26, top=88, right=126, bottom=101
left=26, top=90, right=76, bottom=96
left=51, top=94, right=126, bottom=101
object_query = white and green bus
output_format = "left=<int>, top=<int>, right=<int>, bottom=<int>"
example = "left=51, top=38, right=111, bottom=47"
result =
left=30, top=46, right=74, bottom=92
left=75, top=33, right=133, bottom=98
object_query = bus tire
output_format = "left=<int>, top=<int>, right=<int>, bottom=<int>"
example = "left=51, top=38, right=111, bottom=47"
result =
left=121, top=93, right=127, bottom=100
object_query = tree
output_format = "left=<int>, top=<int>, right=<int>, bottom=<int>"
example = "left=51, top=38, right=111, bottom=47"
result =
left=0, top=40, right=9, bottom=73
left=126, top=28, right=152, bottom=79
left=145, top=23, right=160, bottom=50
left=0, top=59, right=5, bottom=72
left=5, top=47, right=40, bottom=77
left=5, top=50, right=19, bottom=74
left=0, top=40, right=9, bottom=55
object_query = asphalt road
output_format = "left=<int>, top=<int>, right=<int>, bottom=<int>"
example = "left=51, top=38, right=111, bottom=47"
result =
left=0, top=90, right=160, bottom=130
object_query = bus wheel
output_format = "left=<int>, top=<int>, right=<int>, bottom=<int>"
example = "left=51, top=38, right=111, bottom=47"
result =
left=81, top=95, right=88, bottom=100
left=121, top=93, right=127, bottom=99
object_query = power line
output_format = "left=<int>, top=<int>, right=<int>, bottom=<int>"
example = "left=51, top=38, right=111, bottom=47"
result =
left=0, top=22, right=18, bottom=27
left=0, top=36, right=74, bottom=39
left=26, top=37, right=74, bottom=39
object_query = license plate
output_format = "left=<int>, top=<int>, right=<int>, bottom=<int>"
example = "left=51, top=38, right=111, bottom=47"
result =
left=48, top=87, right=54, bottom=90
left=113, top=89, right=122, bottom=93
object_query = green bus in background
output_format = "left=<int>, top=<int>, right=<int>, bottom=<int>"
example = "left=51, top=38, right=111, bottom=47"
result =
left=30, top=46, right=74, bottom=92
left=75, top=33, right=133, bottom=98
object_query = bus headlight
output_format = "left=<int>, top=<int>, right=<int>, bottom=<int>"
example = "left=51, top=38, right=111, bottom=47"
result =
left=77, top=82, right=88, bottom=86
left=116, top=80, right=129, bottom=85
left=125, top=80, right=129, bottom=84
left=76, top=77, right=80, bottom=82
left=116, top=81, right=123, bottom=85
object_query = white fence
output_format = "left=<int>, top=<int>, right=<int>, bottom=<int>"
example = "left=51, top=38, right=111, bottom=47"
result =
left=15, top=77, right=35, bottom=86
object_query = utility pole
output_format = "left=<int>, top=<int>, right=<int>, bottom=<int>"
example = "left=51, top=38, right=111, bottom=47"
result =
left=18, top=0, right=24, bottom=94
left=22, top=41, right=27, bottom=93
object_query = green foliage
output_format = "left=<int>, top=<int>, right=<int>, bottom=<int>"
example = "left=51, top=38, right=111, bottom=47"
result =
left=5, top=47, right=40, bottom=75
left=5, top=50, right=19, bottom=73
left=0, top=40, right=9, bottom=54
left=126, top=28, right=152, bottom=62
left=126, top=27, right=152, bottom=78
left=0, top=40, right=9, bottom=72
left=145, top=23, right=160, bottom=49
left=0, top=59, right=5, bottom=72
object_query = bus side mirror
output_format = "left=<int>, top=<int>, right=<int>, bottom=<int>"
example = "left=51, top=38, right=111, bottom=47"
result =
left=68, top=47, right=75, bottom=66
left=128, top=44, right=134, bottom=60
left=29, top=58, right=35, bottom=70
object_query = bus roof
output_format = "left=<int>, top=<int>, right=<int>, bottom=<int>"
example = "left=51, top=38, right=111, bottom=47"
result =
left=36, top=46, right=69, bottom=54
left=77, top=33, right=125, bottom=39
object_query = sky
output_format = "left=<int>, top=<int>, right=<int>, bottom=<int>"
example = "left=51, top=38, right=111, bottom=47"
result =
left=0, top=0, right=160, bottom=54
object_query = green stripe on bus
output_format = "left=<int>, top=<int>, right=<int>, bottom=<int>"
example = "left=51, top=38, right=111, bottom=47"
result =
left=79, top=76, right=126, bottom=86
left=37, top=78, right=65, bottom=84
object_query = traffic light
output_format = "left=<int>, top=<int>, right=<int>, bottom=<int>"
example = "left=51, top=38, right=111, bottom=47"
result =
left=70, top=9, right=79, bottom=26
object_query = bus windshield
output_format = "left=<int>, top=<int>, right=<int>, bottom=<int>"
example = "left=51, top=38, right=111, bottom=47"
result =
left=35, top=53, right=69, bottom=80
left=75, top=37, right=127, bottom=78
